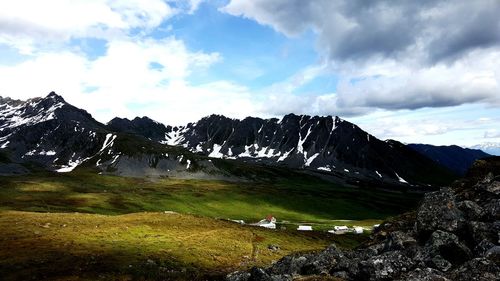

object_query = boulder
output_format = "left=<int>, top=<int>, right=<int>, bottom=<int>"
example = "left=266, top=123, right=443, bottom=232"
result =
left=474, top=239, right=496, bottom=256
left=457, top=200, right=484, bottom=220
left=359, top=251, right=415, bottom=280
left=416, top=188, right=465, bottom=237
left=429, top=255, right=452, bottom=272
left=483, top=199, right=500, bottom=220
left=448, top=258, right=500, bottom=281
left=485, top=246, right=500, bottom=264
left=468, top=221, right=497, bottom=246
left=423, top=230, right=471, bottom=267
left=268, top=244, right=280, bottom=252
left=226, top=271, right=250, bottom=281
left=268, top=255, right=309, bottom=276
left=248, top=267, right=272, bottom=281
left=396, top=267, right=450, bottom=281
left=475, top=174, right=500, bottom=195
left=330, top=257, right=360, bottom=279
left=300, top=244, right=343, bottom=275
left=384, top=231, right=417, bottom=251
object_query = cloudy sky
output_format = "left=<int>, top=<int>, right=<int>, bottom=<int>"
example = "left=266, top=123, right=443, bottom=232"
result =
left=0, top=0, right=499, bottom=146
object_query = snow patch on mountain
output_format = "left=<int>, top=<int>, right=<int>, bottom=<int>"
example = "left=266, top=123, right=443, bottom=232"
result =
left=317, top=166, right=332, bottom=172
left=305, top=153, right=319, bottom=167
left=164, top=126, right=188, bottom=145
left=208, top=144, right=224, bottom=158
left=99, top=133, right=116, bottom=152
left=395, top=172, right=408, bottom=184
left=25, top=149, right=56, bottom=156
left=471, top=142, right=500, bottom=156
left=0, top=99, right=64, bottom=130
left=0, top=141, right=9, bottom=148
left=278, top=149, right=293, bottom=162
left=56, top=158, right=85, bottom=172
left=297, top=126, right=312, bottom=155
left=110, top=154, right=120, bottom=164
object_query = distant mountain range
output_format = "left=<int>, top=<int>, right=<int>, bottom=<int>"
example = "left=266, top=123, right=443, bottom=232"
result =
left=470, top=143, right=500, bottom=156
left=407, top=144, right=490, bottom=175
left=1, top=92, right=491, bottom=188
left=120, top=113, right=461, bottom=185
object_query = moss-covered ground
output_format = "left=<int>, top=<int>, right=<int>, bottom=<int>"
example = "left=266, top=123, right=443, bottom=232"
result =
left=0, top=171, right=422, bottom=280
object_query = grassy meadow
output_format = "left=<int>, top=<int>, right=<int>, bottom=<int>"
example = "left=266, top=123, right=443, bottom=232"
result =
left=0, top=170, right=423, bottom=280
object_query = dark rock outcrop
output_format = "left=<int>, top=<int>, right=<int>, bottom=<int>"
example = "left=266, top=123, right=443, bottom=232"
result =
left=227, top=157, right=500, bottom=281
left=416, top=188, right=465, bottom=238
left=107, top=116, right=171, bottom=143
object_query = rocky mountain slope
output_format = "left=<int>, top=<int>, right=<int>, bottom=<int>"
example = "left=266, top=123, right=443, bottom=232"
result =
left=0, top=92, right=247, bottom=180
left=108, top=116, right=172, bottom=143
left=1, top=92, right=456, bottom=186
left=409, top=143, right=490, bottom=175
left=227, top=157, right=500, bottom=281
left=0, top=92, right=108, bottom=173
left=113, top=114, right=456, bottom=186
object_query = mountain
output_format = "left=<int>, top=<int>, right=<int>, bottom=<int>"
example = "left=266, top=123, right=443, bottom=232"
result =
left=0, top=92, right=245, bottom=180
left=0, top=92, right=457, bottom=187
left=115, top=113, right=456, bottom=186
left=471, top=142, right=500, bottom=156
left=107, top=116, right=171, bottom=143
left=408, top=144, right=491, bottom=176
left=0, top=92, right=108, bottom=172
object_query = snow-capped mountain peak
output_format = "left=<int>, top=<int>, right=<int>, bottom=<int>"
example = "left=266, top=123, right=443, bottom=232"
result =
left=471, top=142, right=500, bottom=156
left=1, top=92, right=457, bottom=186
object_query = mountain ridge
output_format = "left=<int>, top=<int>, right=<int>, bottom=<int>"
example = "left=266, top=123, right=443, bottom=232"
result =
left=408, top=143, right=491, bottom=176
left=471, top=142, right=500, bottom=156
left=100, top=103, right=457, bottom=186
left=1, top=92, right=457, bottom=187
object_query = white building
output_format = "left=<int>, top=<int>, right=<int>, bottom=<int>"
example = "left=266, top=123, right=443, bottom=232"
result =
left=257, top=221, right=276, bottom=229
left=297, top=225, right=313, bottom=231
left=252, top=215, right=277, bottom=229
left=329, top=225, right=349, bottom=234
left=334, top=225, right=348, bottom=231
left=353, top=226, right=364, bottom=234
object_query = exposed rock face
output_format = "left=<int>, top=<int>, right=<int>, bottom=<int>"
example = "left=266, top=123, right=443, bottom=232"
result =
left=107, top=116, right=171, bottom=143
left=1, top=92, right=457, bottom=186
left=0, top=92, right=227, bottom=178
left=227, top=157, right=500, bottom=281
left=415, top=188, right=465, bottom=237
left=118, top=113, right=456, bottom=186
left=0, top=91, right=110, bottom=171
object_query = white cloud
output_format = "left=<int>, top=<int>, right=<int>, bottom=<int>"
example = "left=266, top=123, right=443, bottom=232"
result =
left=222, top=0, right=500, bottom=63
left=485, top=129, right=500, bottom=139
left=222, top=0, right=500, bottom=114
left=0, top=0, right=176, bottom=53
left=0, top=0, right=261, bottom=125
left=186, top=0, right=205, bottom=14
left=347, top=107, right=500, bottom=146
left=0, top=36, right=259, bottom=125
left=333, top=49, right=500, bottom=112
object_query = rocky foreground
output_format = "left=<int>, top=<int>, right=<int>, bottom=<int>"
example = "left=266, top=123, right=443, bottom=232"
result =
left=227, top=157, right=500, bottom=281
